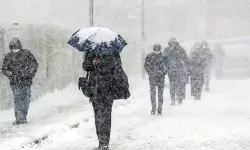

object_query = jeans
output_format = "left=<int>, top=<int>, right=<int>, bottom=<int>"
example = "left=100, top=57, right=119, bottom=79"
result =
left=11, top=85, right=31, bottom=122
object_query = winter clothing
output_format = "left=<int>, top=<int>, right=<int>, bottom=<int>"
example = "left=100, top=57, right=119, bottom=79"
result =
left=83, top=50, right=130, bottom=147
left=11, top=85, right=31, bottom=123
left=2, top=38, right=38, bottom=124
left=83, top=52, right=130, bottom=101
left=92, top=97, right=113, bottom=148
left=168, top=37, right=178, bottom=45
left=203, top=48, right=213, bottom=91
left=190, top=45, right=208, bottom=100
left=164, top=39, right=189, bottom=103
left=9, top=37, right=22, bottom=50
left=144, top=51, right=166, bottom=114
left=2, top=49, right=38, bottom=87
left=144, top=51, right=167, bottom=78
left=153, top=43, right=161, bottom=51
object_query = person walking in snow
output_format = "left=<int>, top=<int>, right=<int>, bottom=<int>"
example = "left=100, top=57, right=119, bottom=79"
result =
left=163, top=37, right=189, bottom=105
left=2, top=37, right=38, bottom=125
left=82, top=50, right=130, bottom=150
left=213, top=43, right=225, bottom=79
left=201, top=41, right=213, bottom=92
left=144, top=43, right=167, bottom=115
left=189, top=42, right=206, bottom=100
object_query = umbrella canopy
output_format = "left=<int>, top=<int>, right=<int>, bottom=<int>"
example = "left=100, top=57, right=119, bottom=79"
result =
left=68, top=27, right=127, bottom=54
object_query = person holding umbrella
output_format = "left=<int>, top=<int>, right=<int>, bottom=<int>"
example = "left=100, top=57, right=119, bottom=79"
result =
left=68, top=27, right=130, bottom=150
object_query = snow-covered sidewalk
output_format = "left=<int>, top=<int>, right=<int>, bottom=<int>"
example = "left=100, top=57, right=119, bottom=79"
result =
left=1, top=78, right=250, bottom=150
left=11, top=78, right=250, bottom=150
left=0, top=84, right=91, bottom=150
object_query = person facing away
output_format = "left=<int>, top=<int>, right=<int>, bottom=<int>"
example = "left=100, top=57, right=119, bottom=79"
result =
left=201, top=40, right=213, bottom=92
left=163, top=37, right=189, bottom=105
left=189, top=42, right=206, bottom=100
left=213, top=43, right=225, bottom=78
left=144, top=43, right=167, bottom=115
left=2, top=37, right=38, bottom=125
left=82, top=50, right=130, bottom=150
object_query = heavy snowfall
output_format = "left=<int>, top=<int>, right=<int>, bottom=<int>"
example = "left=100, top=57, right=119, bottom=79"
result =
left=1, top=0, right=250, bottom=150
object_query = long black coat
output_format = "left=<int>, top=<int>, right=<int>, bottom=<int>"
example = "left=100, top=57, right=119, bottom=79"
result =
left=2, top=49, right=38, bottom=87
left=163, top=46, right=189, bottom=83
left=83, top=52, right=130, bottom=101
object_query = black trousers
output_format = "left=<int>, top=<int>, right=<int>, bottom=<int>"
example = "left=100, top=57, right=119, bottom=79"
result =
left=11, top=85, right=31, bottom=122
left=149, top=76, right=165, bottom=112
left=168, top=75, right=186, bottom=102
left=204, top=70, right=210, bottom=91
left=92, top=98, right=113, bottom=146
left=191, top=78, right=204, bottom=100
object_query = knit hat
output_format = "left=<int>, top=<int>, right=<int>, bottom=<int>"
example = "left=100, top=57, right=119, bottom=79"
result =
left=9, top=37, right=22, bottom=50
left=153, top=43, right=161, bottom=51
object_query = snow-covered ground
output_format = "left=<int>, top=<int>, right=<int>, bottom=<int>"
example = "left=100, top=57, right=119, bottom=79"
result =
left=1, top=77, right=250, bottom=150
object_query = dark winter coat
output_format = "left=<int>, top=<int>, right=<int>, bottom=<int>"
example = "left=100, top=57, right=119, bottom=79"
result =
left=203, top=48, right=213, bottom=72
left=163, top=45, right=189, bottom=83
left=144, top=52, right=167, bottom=79
left=2, top=49, right=38, bottom=87
left=190, top=48, right=207, bottom=81
left=83, top=51, right=130, bottom=101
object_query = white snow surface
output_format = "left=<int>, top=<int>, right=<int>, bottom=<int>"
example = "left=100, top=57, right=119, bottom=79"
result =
left=1, top=77, right=250, bottom=150
left=76, top=27, right=119, bottom=45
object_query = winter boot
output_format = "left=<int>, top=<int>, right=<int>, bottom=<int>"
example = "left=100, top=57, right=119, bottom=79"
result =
left=151, top=110, right=156, bottom=115
left=171, top=101, right=176, bottom=106
left=157, top=111, right=162, bottom=116
left=157, top=107, right=162, bottom=115
left=13, top=120, right=27, bottom=125
left=151, top=107, right=156, bottom=115
left=13, top=121, right=19, bottom=125
left=194, top=94, right=201, bottom=100
left=178, top=98, right=183, bottom=105
left=101, top=145, right=109, bottom=150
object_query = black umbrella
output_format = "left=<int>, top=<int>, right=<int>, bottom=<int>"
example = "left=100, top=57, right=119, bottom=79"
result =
left=68, top=27, right=127, bottom=54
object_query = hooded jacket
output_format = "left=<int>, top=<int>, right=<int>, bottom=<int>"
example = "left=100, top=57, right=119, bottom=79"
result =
left=2, top=38, right=38, bottom=87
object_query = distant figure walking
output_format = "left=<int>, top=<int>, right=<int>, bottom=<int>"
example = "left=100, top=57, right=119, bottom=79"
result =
left=144, top=43, right=167, bottom=115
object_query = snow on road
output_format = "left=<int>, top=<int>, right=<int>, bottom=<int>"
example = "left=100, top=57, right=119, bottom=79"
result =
left=0, top=84, right=89, bottom=150
left=1, top=78, right=250, bottom=150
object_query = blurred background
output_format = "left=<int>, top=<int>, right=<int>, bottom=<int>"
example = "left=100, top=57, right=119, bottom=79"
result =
left=1, top=0, right=250, bottom=109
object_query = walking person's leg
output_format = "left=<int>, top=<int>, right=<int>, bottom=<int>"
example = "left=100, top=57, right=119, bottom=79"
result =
left=149, top=78, right=157, bottom=114
left=22, top=86, right=31, bottom=123
left=92, top=98, right=113, bottom=149
left=11, top=86, right=23, bottom=124
left=176, top=80, right=185, bottom=104
left=194, top=80, right=202, bottom=100
left=169, top=75, right=177, bottom=105
left=191, top=77, right=195, bottom=97
left=204, top=70, right=210, bottom=92
left=101, top=100, right=113, bottom=148
left=92, top=100, right=103, bottom=148
left=157, top=77, right=164, bottom=115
